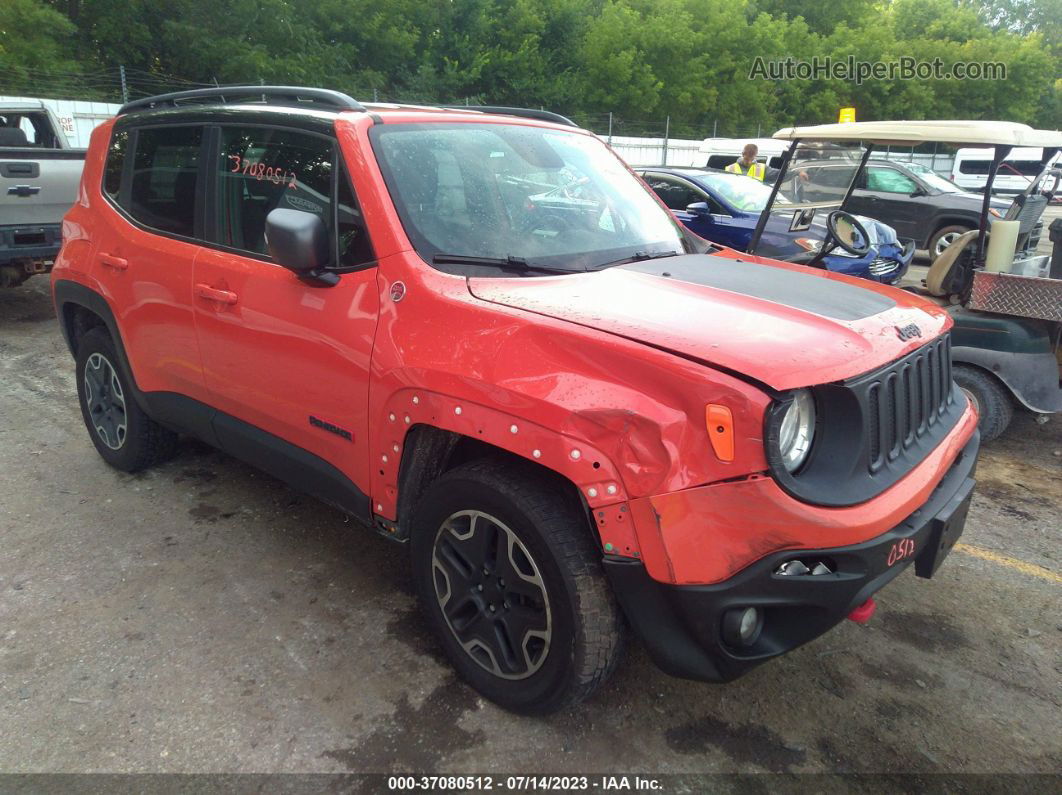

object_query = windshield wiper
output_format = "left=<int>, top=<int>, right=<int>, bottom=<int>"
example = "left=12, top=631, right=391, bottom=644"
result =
left=432, top=253, right=584, bottom=274
left=591, top=249, right=682, bottom=270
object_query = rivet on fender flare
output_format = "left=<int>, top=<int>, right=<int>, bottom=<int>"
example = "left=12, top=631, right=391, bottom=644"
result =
left=532, top=449, right=541, bottom=458
left=570, top=449, right=581, bottom=460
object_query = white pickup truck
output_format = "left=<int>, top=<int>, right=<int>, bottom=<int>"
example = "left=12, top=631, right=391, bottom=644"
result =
left=1, top=101, right=86, bottom=287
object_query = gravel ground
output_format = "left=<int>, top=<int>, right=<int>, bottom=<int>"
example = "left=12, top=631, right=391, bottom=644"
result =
left=0, top=276, right=1059, bottom=778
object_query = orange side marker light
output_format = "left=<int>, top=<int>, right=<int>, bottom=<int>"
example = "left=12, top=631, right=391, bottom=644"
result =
left=705, top=404, right=734, bottom=462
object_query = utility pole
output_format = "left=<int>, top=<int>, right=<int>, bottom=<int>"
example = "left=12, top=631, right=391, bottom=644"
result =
left=119, top=65, right=128, bottom=104
left=607, top=112, right=613, bottom=146
left=662, top=115, right=670, bottom=166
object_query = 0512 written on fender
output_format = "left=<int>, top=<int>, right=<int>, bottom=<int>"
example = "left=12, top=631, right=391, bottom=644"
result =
left=387, top=775, right=664, bottom=791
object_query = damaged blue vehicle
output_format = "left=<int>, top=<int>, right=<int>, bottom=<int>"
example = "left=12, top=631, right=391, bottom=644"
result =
left=639, top=166, right=914, bottom=284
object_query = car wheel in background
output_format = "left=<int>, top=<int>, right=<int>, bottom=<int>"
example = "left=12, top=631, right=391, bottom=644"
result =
left=929, top=225, right=973, bottom=259
left=954, top=364, right=1013, bottom=442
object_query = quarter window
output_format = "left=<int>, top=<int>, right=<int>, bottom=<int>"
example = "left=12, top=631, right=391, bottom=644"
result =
left=128, top=126, right=203, bottom=236
left=336, top=161, right=373, bottom=267
left=103, top=129, right=127, bottom=199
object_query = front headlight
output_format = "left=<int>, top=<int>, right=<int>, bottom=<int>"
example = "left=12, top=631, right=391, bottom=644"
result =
left=776, top=389, right=816, bottom=472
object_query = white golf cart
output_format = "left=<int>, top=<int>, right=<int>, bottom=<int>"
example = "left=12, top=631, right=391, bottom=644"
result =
left=749, top=121, right=1062, bottom=441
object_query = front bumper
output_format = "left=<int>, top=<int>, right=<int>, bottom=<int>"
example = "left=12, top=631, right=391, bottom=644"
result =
left=606, top=431, right=979, bottom=682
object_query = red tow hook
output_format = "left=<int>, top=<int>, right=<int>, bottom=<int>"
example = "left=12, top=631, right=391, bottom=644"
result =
left=847, top=597, right=877, bottom=624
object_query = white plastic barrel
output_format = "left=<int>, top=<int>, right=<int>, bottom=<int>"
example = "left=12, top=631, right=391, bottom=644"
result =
left=984, top=220, right=1019, bottom=273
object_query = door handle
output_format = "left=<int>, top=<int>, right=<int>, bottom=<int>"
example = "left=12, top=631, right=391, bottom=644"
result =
left=1, top=163, right=37, bottom=177
left=195, top=283, right=238, bottom=305
left=99, top=253, right=128, bottom=270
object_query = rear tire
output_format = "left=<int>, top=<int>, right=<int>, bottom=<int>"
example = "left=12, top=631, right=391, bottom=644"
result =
left=954, top=364, right=1013, bottom=442
left=75, top=326, right=178, bottom=471
left=410, top=458, right=624, bottom=714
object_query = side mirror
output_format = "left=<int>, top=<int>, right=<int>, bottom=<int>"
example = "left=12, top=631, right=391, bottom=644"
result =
left=686, top=201, right=712, bottom=217
left=909, top=187, right=927, bottom=197
left=265, top=208, right=334, bottom=282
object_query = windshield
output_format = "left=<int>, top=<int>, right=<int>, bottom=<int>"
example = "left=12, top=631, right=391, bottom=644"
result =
left=905, top=162, right=962, bottom=193
left=776, top=145, right=865, bottom=209
left=749, top=143, right=865, bottom=256
left=698, top=172, right=790, bottom=212
left=370, top=123, right=686, bottom=271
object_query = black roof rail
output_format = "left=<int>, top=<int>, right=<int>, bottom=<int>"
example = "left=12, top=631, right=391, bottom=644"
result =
left=442, top=105, right=578, bottom=128
left=119, top=86, right=366, bottom=115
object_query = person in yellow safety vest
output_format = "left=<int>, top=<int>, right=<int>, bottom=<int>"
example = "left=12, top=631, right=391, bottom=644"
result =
left=726, top=144, right=767, bottom=181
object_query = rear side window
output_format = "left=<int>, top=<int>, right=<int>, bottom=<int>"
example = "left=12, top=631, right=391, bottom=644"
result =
left=103, top=129, right=127, bottom=199
left=958, top=160, right=991, bottom=175
left=811, top=167, right=850, bottom=188
left=128, top=126, right=203, bottom=236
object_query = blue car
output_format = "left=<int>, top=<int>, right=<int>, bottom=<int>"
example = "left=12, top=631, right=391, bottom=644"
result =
left=639, top=167, right=914, bottom=284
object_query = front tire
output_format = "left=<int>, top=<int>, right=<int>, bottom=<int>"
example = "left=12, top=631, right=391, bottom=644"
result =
left=410, top=459, right=624, bottom=714
left=75, top=327, right=178, bottom=471
left=954, top=364, right=1013, bottom=442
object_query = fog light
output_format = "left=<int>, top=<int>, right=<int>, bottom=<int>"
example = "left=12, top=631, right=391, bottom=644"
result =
left=722, top=606, right=763, bottom=648
left=777, top=560, right=810, bottom=576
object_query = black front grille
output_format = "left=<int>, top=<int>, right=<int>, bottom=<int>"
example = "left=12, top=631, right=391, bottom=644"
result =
left=864, top=334, right=953, bottom=474
left=767, top=332, right=966, bottom=508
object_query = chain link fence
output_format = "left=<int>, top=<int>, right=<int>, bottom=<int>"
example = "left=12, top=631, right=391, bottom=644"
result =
left=1, top=66, right=959, bottom=173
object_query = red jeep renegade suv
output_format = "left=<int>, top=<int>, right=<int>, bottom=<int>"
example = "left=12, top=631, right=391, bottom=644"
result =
left=52, top=87, right=979, bottom=714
